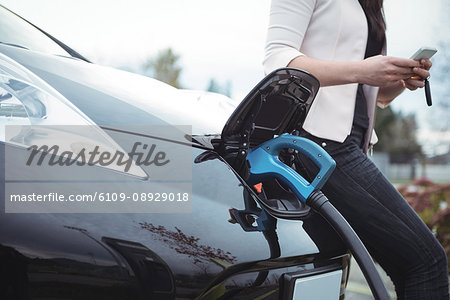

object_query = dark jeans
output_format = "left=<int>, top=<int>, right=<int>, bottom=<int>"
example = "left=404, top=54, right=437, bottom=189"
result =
left=296, top=126, right=449, bottom=299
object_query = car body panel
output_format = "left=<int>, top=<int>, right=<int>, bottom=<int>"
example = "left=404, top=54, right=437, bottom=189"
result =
left=0, top=5, right=348, bottom=299
left=1, top=141, right=347, bottom=299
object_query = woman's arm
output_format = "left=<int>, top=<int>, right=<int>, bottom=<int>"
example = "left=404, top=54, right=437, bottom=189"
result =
left=287, top=55, right=422, bottom=88
left=263, top=0, right=316, bottom=74
left=288, top=55, right=432, bottom=108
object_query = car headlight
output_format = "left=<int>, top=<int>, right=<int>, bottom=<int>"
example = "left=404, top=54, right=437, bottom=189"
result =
left=0, top=52, right=148, bottom=180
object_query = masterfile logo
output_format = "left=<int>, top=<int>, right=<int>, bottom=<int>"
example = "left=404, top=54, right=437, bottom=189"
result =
left=4, top=125, right=192, bottom=214
left=26, top=142, right=170, bottom=172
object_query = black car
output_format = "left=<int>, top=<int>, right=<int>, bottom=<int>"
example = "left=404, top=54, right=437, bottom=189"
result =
left=0, top=4, right=351, bottom=299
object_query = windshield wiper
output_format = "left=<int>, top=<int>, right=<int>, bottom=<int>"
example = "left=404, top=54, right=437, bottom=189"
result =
left=0, top=41, right=29, bottom=50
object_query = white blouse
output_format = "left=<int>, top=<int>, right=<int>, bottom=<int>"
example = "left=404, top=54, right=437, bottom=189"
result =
left=263, top=0, right=383, bottom=152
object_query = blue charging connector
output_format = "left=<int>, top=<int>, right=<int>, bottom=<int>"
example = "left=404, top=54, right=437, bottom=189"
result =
left=245, top=133, right=392, bottom=300
left=246, top=133, right=336, bottom=203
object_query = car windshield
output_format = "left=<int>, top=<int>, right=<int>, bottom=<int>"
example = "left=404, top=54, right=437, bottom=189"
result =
left=0, top=5, right=69, bottom=56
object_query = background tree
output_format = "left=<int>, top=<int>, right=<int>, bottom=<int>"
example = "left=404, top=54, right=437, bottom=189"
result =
left=206, top=78, right=232, bottom=97
left=420, top=1, right=450, bottom=156
left=142, top=48, right=182, bottom=88
left=429, top=39, right=450, bottom=133
left=374, top=107, right=423, bottom=163
left=206, top=78, right=221, bottom=94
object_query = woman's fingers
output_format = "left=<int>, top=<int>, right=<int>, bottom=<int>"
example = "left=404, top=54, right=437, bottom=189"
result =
left=389, top=66, right=416, bottom=76
left=420, top=58, right=432, bottom=70
left=385, top=72, right=417, bottom=83
left=412, top=67, right=430, bottom=80
left=385, top=57, right=420, bottom=81
left=389, top=57, right=431, bottom=81
left=390, top=57, right=421, bottom=68
left=405, top=81, right=418, bottom=90
left=405, top=78, right=425, bottom=90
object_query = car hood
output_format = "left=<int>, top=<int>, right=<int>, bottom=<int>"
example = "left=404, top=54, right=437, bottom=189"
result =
left=0, top=44, right=237, bottom=136
left=0, top=45, right=320, bottom=147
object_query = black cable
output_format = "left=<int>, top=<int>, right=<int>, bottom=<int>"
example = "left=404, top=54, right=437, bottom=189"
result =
left=307, top=191, right=391, bottom=300
left=425, top=79, right=432, bottom=106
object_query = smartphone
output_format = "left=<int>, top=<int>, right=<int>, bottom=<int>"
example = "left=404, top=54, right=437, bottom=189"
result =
left=410, top=47, right=437, bottom=60
left=410, top=47, right=436, bottom=107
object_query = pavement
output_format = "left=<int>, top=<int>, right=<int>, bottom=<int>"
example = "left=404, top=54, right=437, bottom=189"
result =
left=345, top=257, right=397, bottom=299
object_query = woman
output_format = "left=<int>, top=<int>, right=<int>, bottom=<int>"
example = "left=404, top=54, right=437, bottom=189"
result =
left=263, top=0, right=449, bottom=299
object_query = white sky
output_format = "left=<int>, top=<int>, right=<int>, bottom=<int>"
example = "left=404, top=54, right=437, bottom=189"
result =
left=2, top=0, right=449, bottom=155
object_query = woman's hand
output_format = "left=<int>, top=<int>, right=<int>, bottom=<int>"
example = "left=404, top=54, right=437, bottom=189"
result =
left=403, top=58, right=432, bottom=91
left=377, top=58, right=433, bottom=107
left=356, top=55, right=421, bottom=87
